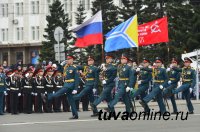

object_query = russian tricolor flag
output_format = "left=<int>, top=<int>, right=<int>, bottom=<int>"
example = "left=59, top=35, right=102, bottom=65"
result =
left=72, top=11, right=103, bottom=48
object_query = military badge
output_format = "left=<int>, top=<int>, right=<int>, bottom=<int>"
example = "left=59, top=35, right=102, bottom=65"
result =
left=69, top=70, right=73, bottom=73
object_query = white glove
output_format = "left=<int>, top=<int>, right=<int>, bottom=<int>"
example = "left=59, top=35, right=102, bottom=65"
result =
left=168, top=81, right=172, bottom=85
left=138, top=80, right=142, bottom=85
left=53, top=91, right=55, bottom=94
left=102, top=80, right=106, bottom=85
left=159, top=85, right=164, bottom=90
left=4, top=91, right=7, bottom=96
left=72, top=90, right=77, bottom=94
left=18, top=93, right=21, bottom=96
left=189, top=88, right=193, bottom=93
left=136, top=68, right=140, bottom=72
left=126, top=87, right=131, bottom=92
left=31, top=92, right=34, bottom=95
left=93, top=88, right=97, bottom=94
left=45, top=91, right=47, bottom=95
left=166, top=68, right=171, bottom=72
left=34, top=93, right=38, bottom=96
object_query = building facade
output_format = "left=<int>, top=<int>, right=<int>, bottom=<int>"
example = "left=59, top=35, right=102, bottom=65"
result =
left=0, top=0, right=122, bottom=65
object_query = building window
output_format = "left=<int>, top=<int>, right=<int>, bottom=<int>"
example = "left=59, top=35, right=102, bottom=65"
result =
left=70, top=0, right=73, bottom=11
left=36, top=26, right=39, bottom=40
left=64, top=0, right=68, bottom=12
left=16, top=27, right=23, bottom=41
left=1, top=4, right=8, bottom=17
left=31, top=1, right=39, bottom=14
left=16, top=3, right=20, bottom=16
left=87, top=0, right=90, bottom=10
left=47, top=0, right=51, bottom=13
left=32, top=27, right=35, bottom=40
left=1, top=28, right=8, bottom=41
left=16, top=52, right=23, bottom=62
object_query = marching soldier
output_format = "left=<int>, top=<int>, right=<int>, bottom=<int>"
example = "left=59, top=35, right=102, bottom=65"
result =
left=163, top=58, right=180, bottom=114
left=91, top=53, right=117, bottom=116
left=172, top=57, right=196, bottom=114
left=73, top=55, right=99, bottom=116
left=52, top=70, right=64, bottom=112
left=131, top=58, right=152, bottom=113
left=108, top=54, right=135, bottom=113
left=0, top=66, right=6, bottom=115
left=44, top=67, right=54, bottom=113
left=139, top=57, right=168, bottom=114
left=9, top=69, right=21, bottom=114
left=45, top=55, right=79, bottom=119
left=21, top=69, right=34, bottom=114
left=33, top=68, right=45, bottom=113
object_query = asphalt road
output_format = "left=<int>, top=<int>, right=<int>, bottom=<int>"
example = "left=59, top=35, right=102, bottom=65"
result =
left=1, top=102, right=200, bottom=132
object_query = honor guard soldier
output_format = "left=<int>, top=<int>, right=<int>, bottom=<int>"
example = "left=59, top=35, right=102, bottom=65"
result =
left=21, top=69, right=34, bottom=114
left=131, top=58, right=152, bottom=113
left=91, top=53, right=117, bottom=116
left=5, top=70, right=13, bottom=113
left=172, top=57, right=196, bottom=114
left=52, top=70, right=64, bottom=112
left=0, top=66, right=6, bottom=115
left=73, top=55, right=99, bottom=116
left=140, top=57, right=168, bottom=114
left=9, top=69, right=21, bottom=114
left=163, top=58, right=180, bottom=114
left=33, top=68, right=45, bottom=113
left=108, top=54, right=135, bottom=113
left=44, top=67, right=54, bottom=113
left=45, top=55, right=79, bottom=119
left=17, top=65, right=23, bottom=113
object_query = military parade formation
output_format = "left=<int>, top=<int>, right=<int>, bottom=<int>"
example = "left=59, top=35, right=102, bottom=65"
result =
left=0, top=53, right=197, bottom=119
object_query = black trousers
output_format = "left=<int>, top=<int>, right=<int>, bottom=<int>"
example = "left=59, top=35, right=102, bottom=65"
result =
left=10, top=90, right=19, bottom=114
left=23, top=93, right=33, bottom=113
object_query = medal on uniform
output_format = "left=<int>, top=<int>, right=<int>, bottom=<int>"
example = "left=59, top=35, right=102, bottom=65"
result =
left=187, top=71, right=191, bottom=74
left=123, top=68, right=126, bottom=71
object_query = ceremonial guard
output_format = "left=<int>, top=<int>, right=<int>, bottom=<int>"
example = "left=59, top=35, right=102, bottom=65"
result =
left=163, top=58, right=180, bottom=114
left=5, top=70, right=12, bottom=113
left=52, top=70, right=64, bottom=112
left=91, top=53, right=117, bottom=116
left=139, top=57, right=168, bottom=114
left=108, top=54, right=135, bottom=113
left=45, top=55, right=79, bottom=119
left=131, top=58, right=152, bottom=113
left=172, top=57, right=196, bottom=114
left=44, top=67, right=54, bottom=113
left=73, top=55, right=99, bottom=116
left=0, top=66, right=6, bottom=115
left=21, top=69, right=34, bottom=114
left=9, top=70, right=21, bottom=114
left=33, top=68, right=45, bottom=113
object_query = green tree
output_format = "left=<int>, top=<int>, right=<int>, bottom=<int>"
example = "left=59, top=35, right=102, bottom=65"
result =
left=40, top=0, right=71, bottom=62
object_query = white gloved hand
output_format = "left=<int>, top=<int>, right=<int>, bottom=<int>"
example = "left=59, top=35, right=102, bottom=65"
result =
left=136, top=68, right=140, bottom=72
left=92, top=88, right=97, bottom=94
left=168, top=81, right=172, bottom=85
left=102, top=80, right=106, bottom=85
left=166, top=68, right=171, bottom=72
left=72, top=90, right=77, bottom=94
left=31, top=92, right=34, bottom=95
left=189, top=88, right=193, bottom=93
left=34, top=93, right=38, bottom=96
left=126, top=87, right=132, bottom=92
left=45, top=91, right=47, bottom=95
left=159, top=85, right=164, bottom=90
left=138, top=80, right=142, bottom=85
left=18, top=93, right=21, bottom=96
left=4, top=91, right=7, bottom=96
left=53, top=91, right=55, bottom=94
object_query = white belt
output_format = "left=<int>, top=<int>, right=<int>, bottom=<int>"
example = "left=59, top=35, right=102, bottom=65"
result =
left=56, top=86, right=62, bottom=88
left=46, top=85, right=53, bottom=87
left=37, top=86, right=44, bottom=89
left=10, top=87, right=19, bottom=90
left=24, top=86, right=32, bottom=88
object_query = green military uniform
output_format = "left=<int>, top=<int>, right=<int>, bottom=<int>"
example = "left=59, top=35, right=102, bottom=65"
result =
left=173, top=57, right=196, bottom=113
left=0, top=68, right=6, bottom=115
left=108, top=54, right=135, bottom=113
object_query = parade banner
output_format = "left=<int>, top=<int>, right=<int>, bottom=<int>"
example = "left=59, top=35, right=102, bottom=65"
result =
left=138, top=17, right=169, bottom=46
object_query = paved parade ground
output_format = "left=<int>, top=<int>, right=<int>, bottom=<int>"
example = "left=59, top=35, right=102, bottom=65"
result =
left=1, top=100, right=200, bottom=132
